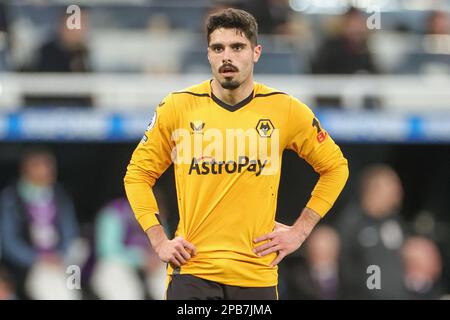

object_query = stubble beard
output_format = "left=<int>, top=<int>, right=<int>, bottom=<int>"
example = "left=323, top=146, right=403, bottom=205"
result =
left=220, top=77, right=241, bottom=90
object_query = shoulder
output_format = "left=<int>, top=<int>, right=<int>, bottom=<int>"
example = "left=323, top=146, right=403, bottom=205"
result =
left=170, top=80, right=211, bottom=100
left=254, top=82, right=310, bottom=109
left=158, top=80, right=210, bottom=111
left=253, top=82, right=288, bottom=99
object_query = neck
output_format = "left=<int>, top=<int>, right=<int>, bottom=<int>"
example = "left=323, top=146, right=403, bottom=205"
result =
left=211, top=76, right=254, bottom=106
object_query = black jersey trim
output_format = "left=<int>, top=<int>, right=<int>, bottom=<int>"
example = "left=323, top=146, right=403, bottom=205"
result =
left=173, top=91, right=210, bottom=97
left=254, top=92, right=287, bottom=98
left=211, top=90, right=254, bottom=112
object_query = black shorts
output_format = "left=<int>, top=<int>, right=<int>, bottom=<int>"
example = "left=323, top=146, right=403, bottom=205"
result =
left=166, top=274, right=278, bottom=300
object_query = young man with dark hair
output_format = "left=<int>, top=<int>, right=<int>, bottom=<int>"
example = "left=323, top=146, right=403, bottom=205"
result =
left=124, top=8, right=349, bottom=300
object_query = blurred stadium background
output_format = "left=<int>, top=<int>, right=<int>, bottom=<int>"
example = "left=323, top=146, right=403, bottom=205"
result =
left=0, top=0, right=449, bottom=300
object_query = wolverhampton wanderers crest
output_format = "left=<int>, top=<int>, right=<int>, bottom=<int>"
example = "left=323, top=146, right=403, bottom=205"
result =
left=256, top=119, right=274, bottom=138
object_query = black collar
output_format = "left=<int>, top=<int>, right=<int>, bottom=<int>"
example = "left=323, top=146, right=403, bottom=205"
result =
left=211, top=90, right=254, bottom=112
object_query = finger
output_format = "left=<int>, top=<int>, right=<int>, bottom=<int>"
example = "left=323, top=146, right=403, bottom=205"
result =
left=169, top=257, right=180, bottom=268
left=182, top=239, right=197, bottom=256
left=174, top=251, right=187, bottom=265
left=259, top=245, right=281, bottom=257
left=178, top=246, right=191, bottom=261
left=270, top=251, right=286, bottom=267
left=160, top=256, right=170, bottom=263
left=253, top=233, right=274, bottom=244
left=253, top=240, right=278, bottom=254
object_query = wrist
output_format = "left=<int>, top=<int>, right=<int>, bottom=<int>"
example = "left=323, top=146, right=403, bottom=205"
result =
left=292, top=223, right=309, bottom=240
left=146, top=225, right=168, bottom=252
left=293, top=207, right=321, bottom=239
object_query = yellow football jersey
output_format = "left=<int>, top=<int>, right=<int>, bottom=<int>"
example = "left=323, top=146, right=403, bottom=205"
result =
left=124, top=80, right=348, bottom=287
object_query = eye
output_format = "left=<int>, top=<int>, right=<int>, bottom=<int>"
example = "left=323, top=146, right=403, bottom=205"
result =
left=212, top=46, right=223, bottom=53
left=232, top=45, right=244, bottom=51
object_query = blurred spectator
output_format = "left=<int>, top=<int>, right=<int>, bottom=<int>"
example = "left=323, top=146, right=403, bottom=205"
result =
left=312, top=7, right=378, bottom=75
left=25, top=9, right=92, bottom=107
left=0, top=147, right=80, bottom=299
left=286, top=225, right=341, bottom=299
left=0, top=3, right=7, bottom=33
left=239, top=0, right=292, bottom=34
left=34, top=11, right=90, bottom=73
left=402, top=236, right=445, bottom=299
left=426, top=11, right=450, bottom=35
left=312, top=7, right=379, bottom=108
left=0, top=2, right=9, bottom=71
left=337, top=164, right=409, bottom=299
left=142, top=13, right=182, bottom=74
left=0, top=266, right=16, bottom=300
left=90, top=197, right=166, bottom=300
left=399, top=11, right=450, bottom=74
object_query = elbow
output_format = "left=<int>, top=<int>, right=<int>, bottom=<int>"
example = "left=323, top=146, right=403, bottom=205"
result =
left=319, top=155, right=349, bottom=190
left=123, top=168, right=131, bottom=187
left=335, top=156, right=350, bottom=191
left=341, top=157, right=350, bottom=184
left=123, top=163, right=156, bottom=188
left=123, top=162, right=133, bottom=186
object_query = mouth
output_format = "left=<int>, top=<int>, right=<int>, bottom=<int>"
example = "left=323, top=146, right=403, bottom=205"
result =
left=219, top=65, right=238, bottom=77
left=222, top=71, right=236, bottom=77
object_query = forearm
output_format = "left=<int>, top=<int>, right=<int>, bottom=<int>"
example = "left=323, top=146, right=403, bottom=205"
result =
left=124, top=180, right=161, bottom=231
left=1, top=201, right=37, bottom=268
left=292, top=207, right=322, bottom=239
left=59, top=198, right=79, bottom=253
left=307, top=158, right=349, bottom=217
left=2, top=240, right=37, bottom=268
left=256, top=208, right=322, bottom=266
left=146, top=224, right=169, bottom=251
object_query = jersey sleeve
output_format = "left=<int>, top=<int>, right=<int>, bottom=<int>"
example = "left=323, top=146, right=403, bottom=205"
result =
left=286, top=97, right=349, bottom=217
left=124, top=94, right=176, bottom=231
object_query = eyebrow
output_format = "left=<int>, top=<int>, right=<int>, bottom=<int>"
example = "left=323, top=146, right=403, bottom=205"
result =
left=209, top=42, right=248, bottom=48
left=231, top=42, right=247, bottom=47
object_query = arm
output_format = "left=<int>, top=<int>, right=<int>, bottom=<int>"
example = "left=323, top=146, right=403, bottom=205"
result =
left=254, top=208, right=321, bottom=267
left=0, top=188, right=38, bottom=269
left=254, top=98, right=349, bottom=266
left=146, top=225, right=197, bottom=268
left=57, top=188, right=79, bottom=255
left=124, top=95, right=196, bottom=267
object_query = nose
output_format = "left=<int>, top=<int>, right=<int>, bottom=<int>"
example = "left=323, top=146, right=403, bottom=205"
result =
left=222, top=47, right=233, bottom=63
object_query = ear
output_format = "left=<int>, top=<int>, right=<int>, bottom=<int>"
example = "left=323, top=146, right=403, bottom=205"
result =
left=253, top=44, right=262, bottom=63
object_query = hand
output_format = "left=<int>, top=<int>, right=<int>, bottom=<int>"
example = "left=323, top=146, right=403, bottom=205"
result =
left=146, top=225, right=197, bottom=268
left=154, top=236, right=197, bottom=268
left=253, top=208, right=322, bottom=267
left=253, top=223, right=305, bottom=267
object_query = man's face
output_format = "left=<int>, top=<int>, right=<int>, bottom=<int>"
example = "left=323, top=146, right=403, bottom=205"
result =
left=208, top=28, right=261, bottom=90
left=22, top=155, right=56, bottom=187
